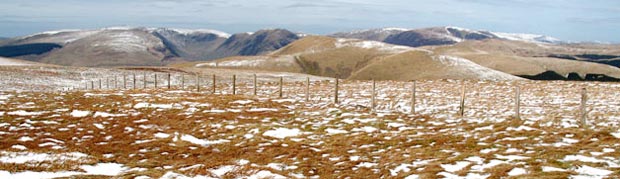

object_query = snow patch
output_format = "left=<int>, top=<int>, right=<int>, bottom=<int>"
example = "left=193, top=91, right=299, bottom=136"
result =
left=70, top=110, right=90, bottom=117
left=80, top=163, right=127, bottom=176
left=161, top=28, right=231, bottom=38
left=180, top=134, right=230, bottom=146
left=263, top=128, right=301, bottom=139
left=508, top=167, right=527, bottom=176
left=335, top=38, right=413, bottom=53
left=0, top=151, right=88, bottom=164
left=434, top=55, right=520, bottom=80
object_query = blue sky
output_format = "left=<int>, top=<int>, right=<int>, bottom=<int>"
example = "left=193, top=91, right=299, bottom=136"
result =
left=1, top=0, right=619, bottom=42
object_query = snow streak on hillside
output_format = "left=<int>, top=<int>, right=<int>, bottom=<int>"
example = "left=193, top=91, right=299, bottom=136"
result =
left=434, top=55, right=521, bottom=80
left=335, top=38, right=413, bottom=53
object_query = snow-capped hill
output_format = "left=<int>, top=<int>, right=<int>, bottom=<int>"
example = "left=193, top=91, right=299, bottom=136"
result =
left=154, top=28, right=231, bottom=38
left=91, top=31, right=164, bottom=53
left=343, top=27, right=411, bottom=35
left=28, top=29, right=84, bottom=37
left=330, top=28, right=411, bottom=42
left=445, top=26, right=477, bottom=33
left=15, top=29, right=102, bottom=44
left=491, top=32, right=563, bottom=44
left=333, top=26, right=567, bottom=47
left=334, top=38, right=414, bottom=53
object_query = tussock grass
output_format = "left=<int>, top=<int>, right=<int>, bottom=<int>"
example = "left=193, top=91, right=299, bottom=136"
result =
left=1, top=80, right=620, bottom=178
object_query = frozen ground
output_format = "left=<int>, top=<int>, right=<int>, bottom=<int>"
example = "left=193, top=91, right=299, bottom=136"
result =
left=0, top=77, right=619, bottom=178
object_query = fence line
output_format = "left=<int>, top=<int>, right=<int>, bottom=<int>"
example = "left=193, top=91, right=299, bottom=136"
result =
left=76, top=73, right=598, bottom=128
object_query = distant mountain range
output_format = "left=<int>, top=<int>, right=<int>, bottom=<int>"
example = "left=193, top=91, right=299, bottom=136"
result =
left=330, top=26, right=564, bottom=46
left=185, top=36, right=620, bottom=81
left=0, top=26, right=570, bottom=67
left=1, top=26, right=620, bottom=81
left=0, top=27, right=299, bottom=66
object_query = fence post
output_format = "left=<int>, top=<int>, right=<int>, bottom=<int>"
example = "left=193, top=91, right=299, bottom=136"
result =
left=181, top=74, right=185, bottom=89
left=411, top=81, right=416, bottom=114
left=196, top=74, right=200, bottom=92
left=91, top=81, right=94, bottom=90
left=143, top=71, right=146, bottom=89
left=253, top=74, right=257, bottom=96
left=98, top=79, right=102, bottom=89
left=232, top=75, right=236, bottom=95
left=106, top=77, right=109, bottom=89
left=515, top=86, right=520, bottom=119
left=334, top=78, right=339, bottom=104
left=459, top=82, right=466, bottom=117
left=133, top=73, right=136, bottom=90
left=306, top=77, right=310, bottom=101
left=212, top=74, right=216, bottom=94
left=279, top=76, right=283, bottom=98
left=371, top=79, right=376, bottom=111
left=580, top=87, right=587, bottom=129
left=85, top=82, right=88, bottom=90
left=167, top=73, right=171, bottom=90
left=154, top=74, right=158, bottom=88
left=123, top=74, right=127, bottom=89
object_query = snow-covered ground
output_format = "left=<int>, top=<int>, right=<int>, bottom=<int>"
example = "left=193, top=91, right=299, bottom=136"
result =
left=0, top=78, right=619, bottom=178
left=335, top=38, right=414, bottom=53
left=0, top=57, right=36, bottom=66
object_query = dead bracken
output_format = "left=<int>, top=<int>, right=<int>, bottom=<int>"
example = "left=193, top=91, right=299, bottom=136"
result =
left=0, top=80, right=619, bottom=178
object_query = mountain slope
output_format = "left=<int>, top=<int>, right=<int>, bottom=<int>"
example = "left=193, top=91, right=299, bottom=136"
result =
left=39, top=29, right=168, bottom=67
left=151, top=28, right=229, bottom=60
left=193, top=36, right=521, bottom=81
left=216, top=29, right=299, bottom=57
left=193, top=35, right=620, bottom=81
left=330, top=26, right=563, bottom=48
left=0, top=27, right=300, bottom=67
left=429, top=39, right=620, bottom=79
left=329, top=28, right=409, bottom=42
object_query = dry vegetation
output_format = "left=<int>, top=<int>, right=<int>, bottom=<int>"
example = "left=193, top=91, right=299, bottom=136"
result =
left=1, top=79, right=619, bottom=178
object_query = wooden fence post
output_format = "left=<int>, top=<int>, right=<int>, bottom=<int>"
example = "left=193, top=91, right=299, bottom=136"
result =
left=334, top=78, right=339, bottom=104
left=232, top=75, right=236, bottom=95
left=306, top=77, right=310, bottom=101
left=279, top=76, right=283, bottom=98
left=98, top=79, right=102, bottom=89
left=212, top=74, right=216, bottom=94
left=371, top=79, right=376, bottom=111
left=580, top=87, right=587, bottom=128
left=253, top=74, right=257, bottom=96
left=196, top=74, right=200, bottom=92
left=91, top=81, right=94, bottom=90
left=459, top=82, right=466, bottom=117
left=133, top=74, right=136, bottom=90
left=154, top=74, right=158, bottom=88
left=411, top=81, right=416, bottom=114
left=515, top=86, right=520, bottom=119
left=123, top=74, right=127, bottom=89
left=167, top=73, right=171, bottom=90
left=143, top=71, right=146, bottom=89
left=181, top=74, right=185, bottom=89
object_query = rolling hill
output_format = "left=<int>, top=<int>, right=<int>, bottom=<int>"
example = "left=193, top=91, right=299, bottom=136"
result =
left=2, top=26, right=620, bottom=81
left=330, top=26, right=563, bottom=47
left=191, top=36, right=620, bottom=81
left=190, top=36, right=521, bottom=81
left=0, top=27, right=299, bottom=67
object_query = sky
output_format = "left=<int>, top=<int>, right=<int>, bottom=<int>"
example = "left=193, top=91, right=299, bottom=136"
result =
left=1, top=0, right=619, bottom=42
